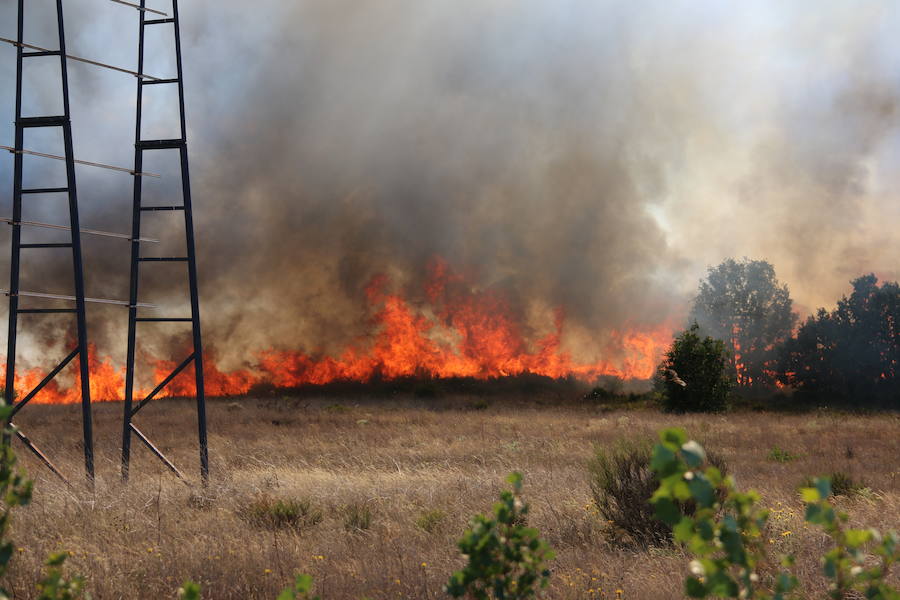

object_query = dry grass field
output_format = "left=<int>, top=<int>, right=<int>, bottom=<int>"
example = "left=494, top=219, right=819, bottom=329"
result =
left=4, top=394, right=899, bottom=599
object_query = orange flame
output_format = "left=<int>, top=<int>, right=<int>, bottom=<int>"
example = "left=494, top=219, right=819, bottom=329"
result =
left=1, top=345, right=125, bottom=405
left=4, top=259, right=675, bottom=403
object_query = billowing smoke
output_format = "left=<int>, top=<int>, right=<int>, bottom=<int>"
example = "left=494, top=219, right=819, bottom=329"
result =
left=1, top=0, right=899, bottom=377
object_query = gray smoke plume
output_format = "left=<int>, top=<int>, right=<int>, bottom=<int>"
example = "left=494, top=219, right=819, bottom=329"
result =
left=1, top=0, right=899, bottom=375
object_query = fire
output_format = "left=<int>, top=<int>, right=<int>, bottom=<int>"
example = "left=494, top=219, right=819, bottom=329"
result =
left=4, top=259, right=675, bottom=403
left=239, top=259, right=674, bottom=387
left=1, top=346, right=125, bottom=405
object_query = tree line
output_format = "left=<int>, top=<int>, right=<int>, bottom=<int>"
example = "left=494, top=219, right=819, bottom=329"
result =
left=660, top=257, right=900, bottom=411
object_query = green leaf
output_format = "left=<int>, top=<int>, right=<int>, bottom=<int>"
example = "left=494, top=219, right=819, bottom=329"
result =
left=673, top=517, right=694, bottom=543
left=505, top=472, right=523, bottom=490
left=707, top=571, right=740, bottom=597
left=661, top=428, right=688, bottom=448
left=671, top=479, right=693, bottom=502
left=704, top=466, right=723, bottom=486
left=654, top=497, right=682, bottom=526
left=697, top=519, right=714, bottom=541
left=178, top=581, right=202, bottom=600
left=800, top=487, right=820, bottom=503
left=815, top=477, right=832, bottom=500
left=823, top=554, right=837, bottom=578
left=844, top=529, right=872, bottom=549
left=44, top=552, right=67, bottom=567
left=294, top=574, right=314, bottom=594
left=681, top=440, right=707, bottom=468
left=721, top=526, right=746, bottom=565
left=805, top=503, right=824, bottom=524
left=651, top=445, right=678, bottom=475
left=688, top=477, right=715, bottom=508
left=685, top=576, right=707, bottom=598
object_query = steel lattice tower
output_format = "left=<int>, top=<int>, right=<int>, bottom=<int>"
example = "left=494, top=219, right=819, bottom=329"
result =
left=121, top=0, right=208, bottom=484
left=2, top=0, right=208, bottom=484
left=4, top=0, right=94, bottom=483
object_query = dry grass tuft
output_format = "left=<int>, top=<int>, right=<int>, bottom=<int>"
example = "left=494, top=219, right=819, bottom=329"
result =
left=238, top=495, right=323, bottom=531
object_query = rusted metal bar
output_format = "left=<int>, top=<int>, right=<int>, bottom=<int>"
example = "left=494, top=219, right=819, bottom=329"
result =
left=1, top=217, right=159, bottom=243
left=130, top=423, right=185, bottom=480
left=11, top=425, right=70, bottom=485
left=2, top=289, right=156, bottom=308
left=0, top=145, right=161, bottom=177
left=108, top=0, right=167, bottom=16
left=9, top=348, right=79, bottom=419
left=0, top=37, right=162, bottom=80
left=131, top=353, right=195, bottom=417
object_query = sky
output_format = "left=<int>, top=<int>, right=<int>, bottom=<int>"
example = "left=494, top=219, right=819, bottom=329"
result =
left=1, top=0, right=900, bottom=371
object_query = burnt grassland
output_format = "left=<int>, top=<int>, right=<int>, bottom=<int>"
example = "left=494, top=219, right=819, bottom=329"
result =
left=4, top=394, right=899, bottom=599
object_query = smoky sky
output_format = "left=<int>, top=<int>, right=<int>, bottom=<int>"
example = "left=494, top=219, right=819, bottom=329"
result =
left=1, top=0, right=899, bottom=371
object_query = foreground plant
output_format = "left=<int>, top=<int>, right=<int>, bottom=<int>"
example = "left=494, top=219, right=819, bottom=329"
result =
left=0, top=402, right=86, bottom=600
left=37, top=553, right=88, bottom=600
left=446, top=472, right=554, bottom=599
left=277, top=573, right=321, bottom=600
left=802, top=480, right=899, bottom=599
left=177, top=581, right=201, bottom=600
left=0, top=410, right=33, bottom=600
left=650, top=427, right=899, bottom=599
left=178, top=573, right=320, bottom=600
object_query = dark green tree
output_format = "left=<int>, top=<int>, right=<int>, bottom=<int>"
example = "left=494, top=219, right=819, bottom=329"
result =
left=777, top=275, right=900, bottom=407
left=658, top=323, right=732, bottom=412
left=690, top=258, right=796, bottom=389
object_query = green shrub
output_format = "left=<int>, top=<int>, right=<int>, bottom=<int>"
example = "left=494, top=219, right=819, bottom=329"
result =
left=800, top=471, right=865, bottom=498
left=414, top=382, right=441, bottom=398
left=277, top=574, right=321, bottom=600
left=658, top=323, right=732, bottom=412
left=177, top=581, right=201, bottom=599
left=649, top=427, right=900, bottom=599
left=238, top=495, right=323, bottom=531
left=583, top=386, right=616, bottom=402
left=342, top=502, right=372, bottom=532
left=589, top=440, right=665, bottom=546
left=828, top=471, right=864, bottom=497
left=469, top=399, right=490, bottom=411
left=767, top=446, right=798, bottom=463
left=589, top=439, right=727, bottom=547
left=416, top=509, right=447, bottom=533
left=446, top=473, right=554, bottom=599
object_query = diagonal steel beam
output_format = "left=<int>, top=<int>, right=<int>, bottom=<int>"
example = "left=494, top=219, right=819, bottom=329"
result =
left=11, top=424, right=70, bottom=485
left=9, top=348, right=79, bottom=419
left=130, top=423, right=185, bottom=481
left=131, top=353, right=195, bottom=417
